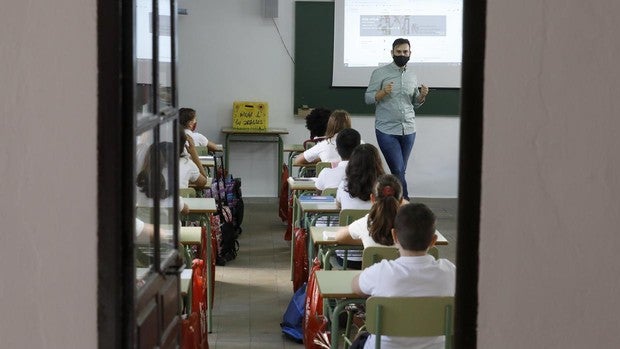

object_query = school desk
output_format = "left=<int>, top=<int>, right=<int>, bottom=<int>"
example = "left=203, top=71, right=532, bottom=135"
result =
left=284, top=143, right=304, bottom=171
left=309, top=226, right=450, bottom=270
left=315, top=270, right=366, bottom=349
left=183, top=197, right=217, bottom=332
left=309, top=226, right=362, bottom=270
left=286, top=176, right=319, bottom=280
left=221, top=127, right=289, bottom=195
left=298, top=196, right=340, bottom=228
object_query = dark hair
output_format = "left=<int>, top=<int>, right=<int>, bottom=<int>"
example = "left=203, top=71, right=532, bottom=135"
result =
left=345, top=144, right=384, bottom=201
left=367, top=174, right=403, bottom=246
left=324, top=110, right=352, bottom=140
left=179, top=108, right=196, bottom=128
left=394, top=203, right=436, bottom=251
left=335, top=128, right=361, bottom=160
left=305, top=107, right=331, bottom=139
left=392, top=38, right=410, bottom=50
left=136, top=142, right=175, bottom=199
left=178, top=127, right=187, bottom=155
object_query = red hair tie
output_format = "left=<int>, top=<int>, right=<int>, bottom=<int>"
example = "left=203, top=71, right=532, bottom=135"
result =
left=382, top=186, right=395, bottom=197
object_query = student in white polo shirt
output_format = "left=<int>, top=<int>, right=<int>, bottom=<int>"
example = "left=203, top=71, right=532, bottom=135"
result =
left=314, top=128, right=361, bottom=191
left=351, top=203, right=456, bottom=349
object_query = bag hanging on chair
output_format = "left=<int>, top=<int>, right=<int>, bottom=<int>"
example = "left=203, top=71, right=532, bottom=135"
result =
left=293, top=227, right=308, bottom=292
left=303, top=258, right=329, bottom=349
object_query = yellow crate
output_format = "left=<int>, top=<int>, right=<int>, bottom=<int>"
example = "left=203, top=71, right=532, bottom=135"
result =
left=232, top=101, right=269, bottom=130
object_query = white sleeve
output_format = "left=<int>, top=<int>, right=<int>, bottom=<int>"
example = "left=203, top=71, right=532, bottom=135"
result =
left=348, top=215, right=368, bottom=240
left=314, top=168, right=329, bottom=190
left=302, top=140, right=324, bottom=163
left=358, top=262, right=383, bottom=295
left=191, top=132, right=209, bottom=147
left=336, top=180, right=346, bottom=204
left=187, top=159, right=200, bottom=182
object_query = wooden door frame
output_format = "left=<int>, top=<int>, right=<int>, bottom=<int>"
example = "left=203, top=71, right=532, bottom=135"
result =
left=454, top=0, right=485, bottom=347
left=96, top=0, right=486, bottom=347
left=97, top=0, right=136, bottom=347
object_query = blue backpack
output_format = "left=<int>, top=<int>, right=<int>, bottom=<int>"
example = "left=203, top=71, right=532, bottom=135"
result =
left=280, top=282, right=306, bottom=343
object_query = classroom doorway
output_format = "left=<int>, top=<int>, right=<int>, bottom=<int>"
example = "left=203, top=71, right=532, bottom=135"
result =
left=98, top=0, right=183, bottom=347
left=97, top=0, right=485, bottom=347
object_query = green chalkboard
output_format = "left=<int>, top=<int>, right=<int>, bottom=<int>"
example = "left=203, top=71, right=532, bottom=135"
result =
left=294, top=1, right=460, bottom=116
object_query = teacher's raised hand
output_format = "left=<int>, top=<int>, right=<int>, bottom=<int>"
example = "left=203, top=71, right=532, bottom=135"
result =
left=420, top=84, right=429, bottom=98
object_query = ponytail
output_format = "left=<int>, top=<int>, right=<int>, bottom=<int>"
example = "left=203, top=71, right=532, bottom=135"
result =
left=367, top=196, right=399, bottom=245
left=366, top=174, right=404, bottom=245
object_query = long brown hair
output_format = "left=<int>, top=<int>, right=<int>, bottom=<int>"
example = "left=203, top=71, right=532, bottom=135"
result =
left=323, top=109, right=352, bottom=140
left=367, top=174, right=403, bottom=245
left=345, top=143, right=385, bottom=201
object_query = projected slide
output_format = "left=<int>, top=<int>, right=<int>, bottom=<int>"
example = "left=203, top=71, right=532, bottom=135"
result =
left=333, top=0, right=463, bottom=87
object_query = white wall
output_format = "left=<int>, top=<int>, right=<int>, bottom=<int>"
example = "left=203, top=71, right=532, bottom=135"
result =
left=0, top=1, right=97, bottom=348
left=177, top=0, right=459, bottom=197
left=479, top=0, right=620, bottom=347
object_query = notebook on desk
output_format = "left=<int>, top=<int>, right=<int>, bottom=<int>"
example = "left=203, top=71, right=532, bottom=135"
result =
left=292, top=177, right=316, bottom=181
left=322, top=230, right=338, bottom=240
left=299, top=195, right=335, bottom=202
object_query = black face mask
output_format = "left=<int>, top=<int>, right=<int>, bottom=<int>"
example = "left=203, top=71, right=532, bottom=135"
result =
left=393, top=55, right=410, bottom=67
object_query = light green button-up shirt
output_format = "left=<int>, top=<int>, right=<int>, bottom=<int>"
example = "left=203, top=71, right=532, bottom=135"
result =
left=365, top=62, right=424, bottom=135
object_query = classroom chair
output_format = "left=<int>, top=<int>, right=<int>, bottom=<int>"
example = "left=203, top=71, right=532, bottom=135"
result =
left=179, top=188, right=197, bottom=198
left=364, top=296, right=455, bottom=349
left=297, top=139, right=320, bottom=177
left=194, top=146, right=210, bottom=156
left=339, top=209, right=369, bottom=225
left=315, top=161, right=332, bottom=175
left=429, top=246, right=439, bottom=259
left=361, top=246, right=438, bottom=269
left=361, top=246, right=400, bottom=269
left=321, top=187, right=338, bottom=197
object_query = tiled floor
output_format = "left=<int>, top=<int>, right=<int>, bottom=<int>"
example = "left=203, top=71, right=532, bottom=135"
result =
left=208, top=197, right=457, bottom=348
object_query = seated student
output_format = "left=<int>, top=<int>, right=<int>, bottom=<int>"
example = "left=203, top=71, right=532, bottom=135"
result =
left=336, top=143, right=384, bottom=210
left=351, top=203, right=456, bottom=349
left=293, top=109, right=352, bottom=166
left=179, top=128, right=208, bottom=189
left=335, top=174, right=404, bottom=248
left=314, top=128, right=361, bottom=191
left=304, top=107, right=331, bottom=140
left=334, top=143, right=385, bottom=269
left=179, top=107, right=221, bottom=152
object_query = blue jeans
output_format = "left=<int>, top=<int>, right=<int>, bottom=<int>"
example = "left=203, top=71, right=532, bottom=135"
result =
left=375, top=129, right=416, bottom=199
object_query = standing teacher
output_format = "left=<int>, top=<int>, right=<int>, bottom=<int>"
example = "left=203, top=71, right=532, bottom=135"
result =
left=365, top=38, right=428, bottom=200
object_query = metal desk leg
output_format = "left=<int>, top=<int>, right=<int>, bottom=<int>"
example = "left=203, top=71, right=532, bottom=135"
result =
left=290, top=193, right=300, bottom=280
left=330, top=301, right=348, bottom=349
left=329, top=299, right=365, bottom=349
left=224, top=134, right=230, bottom=171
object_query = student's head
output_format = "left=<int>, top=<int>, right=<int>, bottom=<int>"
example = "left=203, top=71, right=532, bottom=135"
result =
left=345, top=143, right=385, bottom=201
left=324, top=109, right=352, bottom=139
left=367, top=174, right=403, bottom=246
left=305, top=107, right=331, bottom=139
left=335, top=128, right=361, bottom=160
left=179, top=108, right=197, bottom=130
left=393, top=203, right=436, bottom=252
